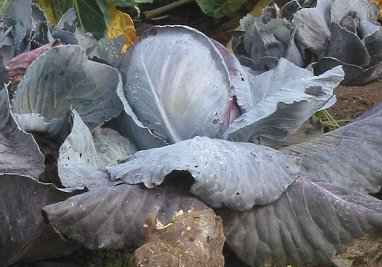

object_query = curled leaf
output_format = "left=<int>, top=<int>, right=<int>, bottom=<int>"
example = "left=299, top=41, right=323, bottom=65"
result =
left=13, top=45, right=123, bottom=135
left=58, top=110, right=136, bottom=188
left=0, top=89, right=44, bottom=177
left=107, top=136, right=301, bottom=210
left=0, top=174, right=80, bottom=266
left=58, top=111, right=111, bottom=189
left=224, top=59, right=343, bottom=147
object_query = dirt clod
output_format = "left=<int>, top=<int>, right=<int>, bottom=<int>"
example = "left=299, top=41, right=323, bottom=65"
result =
left=130, top=209, right=225, bottom=267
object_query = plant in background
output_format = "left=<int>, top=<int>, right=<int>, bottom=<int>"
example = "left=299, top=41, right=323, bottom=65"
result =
left=37, top=0, right=138, bottom=41
left=233, top=0, right=382, bottom=85
left=2, top=1, right=382, bottom=267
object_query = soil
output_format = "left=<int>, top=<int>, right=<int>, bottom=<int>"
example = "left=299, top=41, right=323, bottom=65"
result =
left=330, top=80, right=382, bottom=121
left=130, top=209, right=225, bottom=267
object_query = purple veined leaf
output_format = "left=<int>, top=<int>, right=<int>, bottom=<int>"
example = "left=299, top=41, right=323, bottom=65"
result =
left=223, top=58, right=344, bottom=147
left=0, top=174, right=82, bottom=266
left=283, top=100, right=382, bottom=195
left=314, top=56, right=382, bottom=86
left=43, top=184, right=208, bottom=250
left=13, top=45, right=123, bottom=136
left=220, top=178, right=382, bottom=267
left=107, top=136, right=301, bottom=211
left=116, top=25, right=237, bottom=149
left=0, top=88, right=44, bottom=177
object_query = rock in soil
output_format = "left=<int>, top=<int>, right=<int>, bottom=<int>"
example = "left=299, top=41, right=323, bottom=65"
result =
left=129, top=209, right=225, bottom=267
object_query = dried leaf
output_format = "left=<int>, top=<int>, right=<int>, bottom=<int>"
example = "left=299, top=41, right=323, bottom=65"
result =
left=372, top=0, right=382, bottom=18
left=105, top=2, right=136, bottom=53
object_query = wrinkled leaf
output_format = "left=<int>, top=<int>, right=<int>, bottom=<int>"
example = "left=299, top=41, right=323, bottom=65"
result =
left=43, top=184, right=208, bottom=250
left=0, top=174, right=80, bottom=266
left=284, top=102, right=382, bottom=194
left=117, top=26, right=235, bottom=148
left=0, top=88, right=44, bottom=177
left=13, top=45, right=123, bottom=135
left=107, top=136, right=301, bottom=210
left=224, top=59, right=343, bottom=147
left=221, top=178, right=382, bottom=267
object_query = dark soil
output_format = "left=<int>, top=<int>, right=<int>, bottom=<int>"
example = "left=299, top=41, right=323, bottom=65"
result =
left=330, top=80, right=382, bottom=121
left=134, top=0, right=256, bottom=45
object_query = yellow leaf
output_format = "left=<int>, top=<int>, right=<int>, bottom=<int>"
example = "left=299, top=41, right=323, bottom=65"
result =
left=37, top=0, right=57, bottom=25
left=105, top=3, right=136, bottom=53
left=372, top=0, right=382, bottom=18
